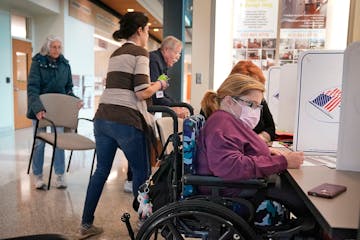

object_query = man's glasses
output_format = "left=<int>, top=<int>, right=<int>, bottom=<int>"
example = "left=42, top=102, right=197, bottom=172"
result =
left=233, top=97, right=263, bottom=110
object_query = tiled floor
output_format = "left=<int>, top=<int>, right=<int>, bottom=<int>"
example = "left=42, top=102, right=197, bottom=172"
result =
left=0, top=124, right=138, bottom=239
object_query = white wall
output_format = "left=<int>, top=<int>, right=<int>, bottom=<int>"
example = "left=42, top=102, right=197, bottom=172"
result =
left=65, top=17, right=94, bottom=76
left=64, top=0, right=95, bottom=118
left=0, top=10, right=14, bottom=132
left=213, top=0, right=234, bottom=90
left=191, top=0, right=235, bottom=113
left=325, top=0, right=351, bottom=50
left=29, top=0, right=60, bottom=13
left=33, top=3, right=65, bottom=55
left=191, top=0, right=214, bottom=113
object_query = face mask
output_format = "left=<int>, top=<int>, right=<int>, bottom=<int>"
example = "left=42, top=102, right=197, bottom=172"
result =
left=230, top=98, right=261, bottom=129
left=239, top=105, right=261, bottom=129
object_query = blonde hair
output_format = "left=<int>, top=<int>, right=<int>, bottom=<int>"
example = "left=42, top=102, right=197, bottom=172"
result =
left=40, top=35, right=63, bottom=56
left=201, top=74, right=265, bottom=118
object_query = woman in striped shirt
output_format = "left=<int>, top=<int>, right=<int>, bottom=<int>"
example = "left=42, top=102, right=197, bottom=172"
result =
left=78, top=12, right=168, bottom=239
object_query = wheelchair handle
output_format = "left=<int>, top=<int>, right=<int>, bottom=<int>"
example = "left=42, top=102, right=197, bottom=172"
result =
left=167, top=102, right=194, bottom=115
left=148, top=105, right=179, bottom=134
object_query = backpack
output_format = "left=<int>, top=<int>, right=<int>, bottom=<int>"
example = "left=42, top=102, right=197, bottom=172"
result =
left=148, top=151, right=182, bottom=212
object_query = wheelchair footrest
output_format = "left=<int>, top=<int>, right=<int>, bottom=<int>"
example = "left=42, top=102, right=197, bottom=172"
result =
left=263, top=217, right=315, bottom=238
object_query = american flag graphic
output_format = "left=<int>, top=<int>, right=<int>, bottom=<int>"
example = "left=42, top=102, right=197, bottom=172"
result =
left=309, top=88, right=342, bottom=118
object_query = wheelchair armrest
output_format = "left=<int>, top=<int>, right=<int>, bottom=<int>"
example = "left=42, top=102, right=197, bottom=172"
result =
left=182, top=174, right=268, bottom=189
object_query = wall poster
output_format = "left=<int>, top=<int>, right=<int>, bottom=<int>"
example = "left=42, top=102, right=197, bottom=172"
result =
left=232, top=0, right=279, bottom=70
left=279, top=0, right=328, bottom=66
left=233, top=0, right=329, bottom=69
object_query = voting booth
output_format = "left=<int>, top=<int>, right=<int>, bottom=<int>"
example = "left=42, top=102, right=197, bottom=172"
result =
left=337, top=42, right=360, bottom=171
left=277, top=64, right=298, bottom=133
left=266, top=66, right=280, bottom=126
left=293, top=51, right=344, bottom=154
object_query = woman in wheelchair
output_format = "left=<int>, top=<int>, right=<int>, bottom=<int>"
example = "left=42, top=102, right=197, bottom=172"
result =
left=134, top=74, right=315, bottom=240
left=197, top=73, right=310, bottom=221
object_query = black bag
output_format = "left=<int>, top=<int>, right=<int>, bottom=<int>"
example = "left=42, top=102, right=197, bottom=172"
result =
left=148, top=151, right=182, bottom=211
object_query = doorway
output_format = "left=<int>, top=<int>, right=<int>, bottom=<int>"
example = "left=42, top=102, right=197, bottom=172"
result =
left=12, top=38, right=32, bottom=129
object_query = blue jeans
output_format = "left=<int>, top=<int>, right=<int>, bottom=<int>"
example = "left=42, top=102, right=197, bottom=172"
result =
left=81, top=119, right=150, bottom=225
left=32, top=120, right=65, bottom=176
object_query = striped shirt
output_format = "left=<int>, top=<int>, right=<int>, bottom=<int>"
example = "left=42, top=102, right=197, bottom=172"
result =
left=94, top=42, right=150, bottom=131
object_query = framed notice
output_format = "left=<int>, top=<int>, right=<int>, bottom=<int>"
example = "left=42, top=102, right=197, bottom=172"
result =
left=279, top=0, right=328, bottom=66
left=232, top=0, right=278, bottom=70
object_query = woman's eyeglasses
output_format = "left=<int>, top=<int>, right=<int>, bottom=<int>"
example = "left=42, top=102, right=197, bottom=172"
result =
left=233, top=98, right=263, bottom=110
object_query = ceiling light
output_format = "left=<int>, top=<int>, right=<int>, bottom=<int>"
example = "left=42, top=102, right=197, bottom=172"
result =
left=127, top=8, right=134, bottom=12
left=153, top=28, right=159, bottom=32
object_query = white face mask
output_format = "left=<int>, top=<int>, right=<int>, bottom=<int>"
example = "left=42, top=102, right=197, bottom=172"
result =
left=231, top=98, right=261, bottom=129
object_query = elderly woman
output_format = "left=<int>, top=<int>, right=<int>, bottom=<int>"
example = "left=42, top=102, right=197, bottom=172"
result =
left=27, top=35, right=80, bottom=190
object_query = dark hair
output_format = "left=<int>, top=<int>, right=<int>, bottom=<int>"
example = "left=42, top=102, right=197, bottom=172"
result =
left=113, top=12, right=149, bottom=41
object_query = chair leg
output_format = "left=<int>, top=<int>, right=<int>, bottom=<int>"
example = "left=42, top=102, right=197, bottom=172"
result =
left=66, top=150, right=73, bottom=172
left=89, top=149, right=96, bottom=181
left=47, top=145, right=57, bottom=190
left=27, top=137, right=37, bottom=174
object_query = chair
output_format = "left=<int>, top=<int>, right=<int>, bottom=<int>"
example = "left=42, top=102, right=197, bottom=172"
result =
left=27, top=93, right=96, bottom=190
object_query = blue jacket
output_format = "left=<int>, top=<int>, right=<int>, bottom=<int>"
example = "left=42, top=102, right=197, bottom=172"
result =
left=27, top=53, right=76, bottom=119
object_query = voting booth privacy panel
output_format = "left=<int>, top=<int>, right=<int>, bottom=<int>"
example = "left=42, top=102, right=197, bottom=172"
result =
left=337, top=42, right=360, bottom=172
left=293, top=51, right=344, bottom=154
left=266, top=66, right=280, bottom=126
left=277, top=64, right=298, bottom=133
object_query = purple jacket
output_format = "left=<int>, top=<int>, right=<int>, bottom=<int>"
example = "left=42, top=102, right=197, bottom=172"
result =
left=196, top=110, right=287, bottom=183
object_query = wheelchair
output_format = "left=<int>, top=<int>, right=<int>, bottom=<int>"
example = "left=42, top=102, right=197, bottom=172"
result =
left=125, top=106, right=316, bottom=240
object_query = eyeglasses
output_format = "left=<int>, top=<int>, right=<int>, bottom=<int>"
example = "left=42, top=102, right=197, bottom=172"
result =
left=233, top=97, right=263, bottom=110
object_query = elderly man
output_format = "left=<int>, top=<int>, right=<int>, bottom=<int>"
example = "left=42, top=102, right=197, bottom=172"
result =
left=149, top=36, right=183, bottom=107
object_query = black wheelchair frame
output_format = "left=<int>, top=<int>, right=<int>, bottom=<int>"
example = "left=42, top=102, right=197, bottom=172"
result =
left=123, top=105, right=317, bottom=240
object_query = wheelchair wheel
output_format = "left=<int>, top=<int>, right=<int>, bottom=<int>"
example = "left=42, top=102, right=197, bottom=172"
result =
left=136, top=199, right=258, bottom=240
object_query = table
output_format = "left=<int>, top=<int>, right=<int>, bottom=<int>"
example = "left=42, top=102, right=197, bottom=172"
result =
left=285, top=166, right=360, bottom=238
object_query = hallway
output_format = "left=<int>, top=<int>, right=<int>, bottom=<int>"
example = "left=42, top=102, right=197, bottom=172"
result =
left=0, top=126, right=137, bottom=239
